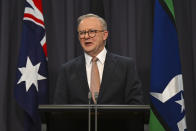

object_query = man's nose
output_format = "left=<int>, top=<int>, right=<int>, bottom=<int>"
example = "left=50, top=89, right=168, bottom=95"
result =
left=84, top=32, right=90, bottom=39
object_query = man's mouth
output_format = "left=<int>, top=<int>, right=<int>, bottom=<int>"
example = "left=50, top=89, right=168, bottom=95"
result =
left=85, top=42, right=93, bottom=46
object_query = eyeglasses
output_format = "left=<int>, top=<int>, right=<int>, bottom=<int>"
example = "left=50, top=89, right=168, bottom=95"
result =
left=78, top=29, right=104, bottom=39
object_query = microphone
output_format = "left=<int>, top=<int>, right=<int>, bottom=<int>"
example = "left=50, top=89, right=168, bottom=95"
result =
left=88, top=91, right=92, bottom=104
left=88, top=92, right=92, bottom=131
left=94, top=92, right=99, bottom=131
left=94, top=92, right=98, bottom=104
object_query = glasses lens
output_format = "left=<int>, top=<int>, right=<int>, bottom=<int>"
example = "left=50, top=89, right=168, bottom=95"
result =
left=89, top=30, right=96, bottom=38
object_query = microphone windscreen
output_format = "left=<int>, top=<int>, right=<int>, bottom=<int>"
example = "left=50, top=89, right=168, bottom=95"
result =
left=88, top=92, right=92, bottom=100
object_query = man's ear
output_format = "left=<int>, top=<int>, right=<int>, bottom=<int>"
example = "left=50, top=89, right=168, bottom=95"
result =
left=103, top=31, right=109, bottom=40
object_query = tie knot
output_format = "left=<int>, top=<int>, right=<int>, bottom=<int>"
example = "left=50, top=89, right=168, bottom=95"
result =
left=92, top=57, right=98, bottom=62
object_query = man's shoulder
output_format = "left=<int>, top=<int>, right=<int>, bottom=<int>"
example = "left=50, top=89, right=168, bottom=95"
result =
left=108, top=52, right=135, bottom=63
left=61, top=55, right=83, bottom=69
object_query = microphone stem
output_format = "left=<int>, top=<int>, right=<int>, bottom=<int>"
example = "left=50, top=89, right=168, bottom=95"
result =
left=94, top=92, right=98, bottom=131
left=95, top=105, right=98, bottom=131
left=88, top=92, right=91, bottom=131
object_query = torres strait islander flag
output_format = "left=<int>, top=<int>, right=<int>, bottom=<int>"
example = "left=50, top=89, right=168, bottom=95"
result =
left=14, top=0, right=48, bottom=131
left=149, top=0, right=187, bottom=131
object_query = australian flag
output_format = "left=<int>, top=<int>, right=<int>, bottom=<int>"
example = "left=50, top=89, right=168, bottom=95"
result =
left=14, top=0, right=48, bottom=131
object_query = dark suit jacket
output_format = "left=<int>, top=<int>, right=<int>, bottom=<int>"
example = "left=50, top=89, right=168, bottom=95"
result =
left=51, top=52, right=144, bottom=131
left=54, top=52, right=143, bottom=104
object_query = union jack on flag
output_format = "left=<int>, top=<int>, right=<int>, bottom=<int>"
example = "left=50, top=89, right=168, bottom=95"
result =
left=14, top=0, right=48, bottom=131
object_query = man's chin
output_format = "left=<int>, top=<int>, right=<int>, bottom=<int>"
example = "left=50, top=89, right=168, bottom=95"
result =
left=84, top=47, right=94, bottom=53
left=84, top=50, right=96, bottom=57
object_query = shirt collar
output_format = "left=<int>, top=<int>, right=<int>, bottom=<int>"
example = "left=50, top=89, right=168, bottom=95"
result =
left=84, top=47, right=107, bottom=65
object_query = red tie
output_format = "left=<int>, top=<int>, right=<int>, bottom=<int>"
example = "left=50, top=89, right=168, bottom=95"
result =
left=90, top=57, right=100, bottom=104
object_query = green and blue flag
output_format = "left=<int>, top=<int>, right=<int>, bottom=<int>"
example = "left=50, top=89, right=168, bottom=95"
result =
left=150, top=0, right=187, bottom=131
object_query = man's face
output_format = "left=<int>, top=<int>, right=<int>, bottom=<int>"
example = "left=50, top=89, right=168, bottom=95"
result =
left=78, top=17, right=108, bottom=57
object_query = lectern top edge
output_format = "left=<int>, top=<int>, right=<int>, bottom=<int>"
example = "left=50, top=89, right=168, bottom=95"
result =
left=38, top=104, right=150, bottom=111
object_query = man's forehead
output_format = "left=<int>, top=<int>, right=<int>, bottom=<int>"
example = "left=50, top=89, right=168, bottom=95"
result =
left=79, top=17, right=102, bottom=29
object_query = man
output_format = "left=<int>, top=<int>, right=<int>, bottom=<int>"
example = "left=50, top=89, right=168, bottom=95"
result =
left=53, top=14, right=144, bottom=131
left=54, top=13, right=143, bottom=104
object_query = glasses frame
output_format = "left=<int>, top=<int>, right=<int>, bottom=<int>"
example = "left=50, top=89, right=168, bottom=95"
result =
left=78, top=29, right=104, bottom=39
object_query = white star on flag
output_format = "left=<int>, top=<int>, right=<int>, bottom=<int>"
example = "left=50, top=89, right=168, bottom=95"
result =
left=176, top=93, right=185, bottom=113
left=17, top=57, right=46, bottom=92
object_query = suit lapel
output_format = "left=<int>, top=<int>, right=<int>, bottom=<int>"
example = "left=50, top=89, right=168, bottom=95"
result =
left=77, top=55, right=90, bottom=94
left=98, top=52, right=116, bottom=101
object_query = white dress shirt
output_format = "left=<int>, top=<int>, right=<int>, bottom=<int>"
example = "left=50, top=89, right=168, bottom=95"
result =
left=84, top=48, right=107, bottom=88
